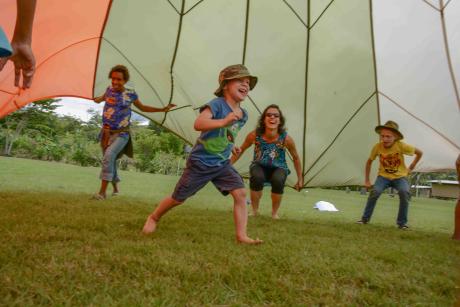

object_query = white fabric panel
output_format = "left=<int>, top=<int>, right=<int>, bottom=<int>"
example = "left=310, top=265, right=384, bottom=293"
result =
left=379, top=93, right=459, bottom=171
left=373, top=0, right=460, bottom=172
left=444, top=0, right=460, bottom=104
left=421, top=0, right=441, bottom=10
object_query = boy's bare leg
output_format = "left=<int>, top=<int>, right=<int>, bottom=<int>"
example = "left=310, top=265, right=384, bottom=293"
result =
left=271, top=193, right=282, bottom=219
left=250, top=190, right=262, bottom=216
left=453, top=199, right=460, bottom=240
left=231, top=188, right=263, bottom=244
left=142, top=196, right=182, bottom=234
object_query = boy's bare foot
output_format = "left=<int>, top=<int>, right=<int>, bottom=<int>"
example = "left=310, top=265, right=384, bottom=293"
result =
left=91, top=193, right=105, bottom=200
left=272, top=214, right=280, bottom=220
left=142, top=214, right=158, bottom=234
left=249, top=211, right=259, bottom=217
left=237, top=236, right=263, bottom=244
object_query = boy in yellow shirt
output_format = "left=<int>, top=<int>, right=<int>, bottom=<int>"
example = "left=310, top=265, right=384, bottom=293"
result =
left=357, top=121, right=423, bottom=229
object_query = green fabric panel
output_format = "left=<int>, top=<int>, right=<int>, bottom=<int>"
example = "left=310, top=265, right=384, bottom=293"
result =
left=240, top=0, right=308, bottom=180
left=304, top=95, right=378, bottom=186
left=171, top=0, right=248, bottom=142
left=95, top=0, right=186, bottom=136
left=228, top=0, right=310, bottom=185
left=306, top=0, right=376, bottom=172
left=311, top=0, right=333, bottom=26
left=284, top=0, right=308, bottom=26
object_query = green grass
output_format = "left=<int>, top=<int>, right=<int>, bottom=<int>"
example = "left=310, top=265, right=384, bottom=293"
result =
left=1, top=157, right=459, bottom=305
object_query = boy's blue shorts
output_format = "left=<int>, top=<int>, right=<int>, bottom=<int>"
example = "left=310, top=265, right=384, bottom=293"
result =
left=171, top=158, right=245, bottom=202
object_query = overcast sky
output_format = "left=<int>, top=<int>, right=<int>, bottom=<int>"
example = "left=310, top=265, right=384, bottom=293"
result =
left=54, top=97, right=101, bottom=121
left=55, top=97, right=148, bottom=123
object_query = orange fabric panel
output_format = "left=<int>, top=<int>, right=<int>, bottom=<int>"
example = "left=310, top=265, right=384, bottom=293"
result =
left=0, top=0, right=111, bottom=117
left=0, top=91, right=18, bottom=117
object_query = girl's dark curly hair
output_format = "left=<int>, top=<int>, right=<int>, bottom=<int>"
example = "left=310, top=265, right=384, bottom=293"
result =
left=255, top=104, right=286, bottom=136
left=109, top=65, right=130, bottom=82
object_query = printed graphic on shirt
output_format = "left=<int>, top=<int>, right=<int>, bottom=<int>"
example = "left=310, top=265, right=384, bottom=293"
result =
left=189, top=97, right=248, bottom=167
left=380, top=152, right=401, bottom=174
left=202, top=121, right=242, bottom=155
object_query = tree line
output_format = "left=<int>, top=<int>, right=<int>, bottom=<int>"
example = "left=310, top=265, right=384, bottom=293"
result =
left=1, top=99, right=455, bottom=183
left=0, top=99, right=188, bottom=175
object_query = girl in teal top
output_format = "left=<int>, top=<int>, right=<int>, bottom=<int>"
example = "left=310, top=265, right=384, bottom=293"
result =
left=232, top=104, right=303, bottom=219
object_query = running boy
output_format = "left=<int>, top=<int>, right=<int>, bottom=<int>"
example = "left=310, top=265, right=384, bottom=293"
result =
left=143, top=64, right=262, bottom=244
left=357, top=120, right=423, bottom=229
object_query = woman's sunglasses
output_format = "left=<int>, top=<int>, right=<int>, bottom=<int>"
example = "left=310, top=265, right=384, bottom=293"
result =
left=266, top=113, right=280, bottom=118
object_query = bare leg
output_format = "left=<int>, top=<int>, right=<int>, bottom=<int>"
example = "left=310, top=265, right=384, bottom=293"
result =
left=250, top=189, right=262, bottom=216
left=271, top=192, right=282, bottom=219
left=142, top=196, right=182, bottom=234
left=231, top=188, right=263, bottom=244
left=453, top=199, right=460, bottom=240
left=112, top=182, right=119, bottom=195
left=97, top=180, right=109, bottom=198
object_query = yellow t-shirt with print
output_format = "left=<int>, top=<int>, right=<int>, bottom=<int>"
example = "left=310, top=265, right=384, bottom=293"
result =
left=369, top=141, right=416, bottom=180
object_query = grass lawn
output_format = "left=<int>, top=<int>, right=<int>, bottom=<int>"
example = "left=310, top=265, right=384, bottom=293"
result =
left=1, top=157, right=459, bottom=305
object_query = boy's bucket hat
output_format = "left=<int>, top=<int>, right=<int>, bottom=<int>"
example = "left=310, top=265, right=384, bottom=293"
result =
left=375, top=120, right=403, bottom=140
left=214, top=64, right=257, bottom=97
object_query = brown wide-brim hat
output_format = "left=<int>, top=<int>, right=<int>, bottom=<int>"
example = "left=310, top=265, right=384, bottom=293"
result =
left=214, top=64, right=258, bottom=97
left=375, top=120, right=404, bottom=140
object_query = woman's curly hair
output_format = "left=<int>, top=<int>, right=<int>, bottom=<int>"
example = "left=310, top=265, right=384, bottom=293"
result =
left=109, top=65, right=130, bottom=82
left=255, top=104, right=286, bottom=136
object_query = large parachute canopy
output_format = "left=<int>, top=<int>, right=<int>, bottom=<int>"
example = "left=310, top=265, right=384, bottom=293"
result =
left=1, top=0, right=459, bottom=187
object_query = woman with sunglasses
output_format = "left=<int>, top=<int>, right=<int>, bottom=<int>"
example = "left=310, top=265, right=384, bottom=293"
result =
left=231, top=104, right=303, bottom=219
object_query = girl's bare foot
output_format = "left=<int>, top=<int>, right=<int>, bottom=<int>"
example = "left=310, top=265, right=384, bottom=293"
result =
left=272, top=214, right=280, bottom=220
left=142, top=214, right=158, bottom=234
left=249, top=210, right=259, bottom=217
left=237, top=236, right=263, bottom=244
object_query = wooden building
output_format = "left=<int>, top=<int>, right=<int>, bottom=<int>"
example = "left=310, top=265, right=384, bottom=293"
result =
left=427, top=180, right=459, bottom=199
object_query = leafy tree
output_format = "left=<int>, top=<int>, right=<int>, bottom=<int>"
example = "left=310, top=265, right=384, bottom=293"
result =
left=0, top=102, right=187, bottom=174
left=0, top=99, right=60, bottom=156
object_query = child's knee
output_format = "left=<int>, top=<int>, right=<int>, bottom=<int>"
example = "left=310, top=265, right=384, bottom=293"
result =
left=369, top=188, right=382, bottom=198
left=170, top=196, right=184, bottom=206
left=250, top=175, right=264, bottom=191
left=232, top=188, right=246, bottom=201
left=270, top=178, right=285, bottom=194
left=398, top=189, right=410, bottom=200
left=102, top=150, right=116, bottom=163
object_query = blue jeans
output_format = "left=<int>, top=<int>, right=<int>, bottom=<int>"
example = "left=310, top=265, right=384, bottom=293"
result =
left=100, top=134, right=129, bottom=182
left=361, top=176, right=411, bottom=226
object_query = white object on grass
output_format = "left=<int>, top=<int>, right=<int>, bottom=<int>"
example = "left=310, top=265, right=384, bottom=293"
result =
left=314, top=201, right=339, bottom=212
